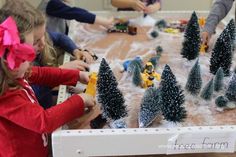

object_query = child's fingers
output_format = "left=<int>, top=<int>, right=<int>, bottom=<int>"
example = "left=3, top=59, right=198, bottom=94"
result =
left=83, top=52, right=94, bottom=64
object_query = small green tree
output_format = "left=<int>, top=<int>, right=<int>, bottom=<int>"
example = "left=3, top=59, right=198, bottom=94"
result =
left=139, top=87, right=162, bottom=128
left=97, top=58, right=128, bottom=120
left=215, top=96, right=229, bottom=108
left=160, top=65, right=187, bottom=123
left=127, top=58, right=143, bottom=73
left=149, top=56, right=159, bottom=69
left=185, top=59, right=202, bottom=95
left=150, top=30, right=159, bottom=38
left=225, top=73, right=236, bottom=102
left=181, top=11, right=200, bottom=60
left=132, top=66, right=142, bottom=86
left=200, top=79, right=214, bottom=100
left=214, top=67, right=224, bottom=92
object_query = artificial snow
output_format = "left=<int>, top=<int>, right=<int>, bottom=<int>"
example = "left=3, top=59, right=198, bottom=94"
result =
left=69, top=16, right=236, bottom=129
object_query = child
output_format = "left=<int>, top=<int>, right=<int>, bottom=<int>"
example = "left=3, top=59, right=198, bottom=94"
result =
left=2, top=0, right=94, bottom=67
left=111, top=0, right=161, bottom=14
left=201, top=0, right=234, bottom=45
left=0, top=10, right=95, bottom=157
left=38, top=0, right=114, bottom=34
left=2, top=1, right=93, bottom=108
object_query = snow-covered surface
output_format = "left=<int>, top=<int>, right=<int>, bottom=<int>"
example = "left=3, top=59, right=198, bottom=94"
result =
left=68, top=14, right=236, bottom=129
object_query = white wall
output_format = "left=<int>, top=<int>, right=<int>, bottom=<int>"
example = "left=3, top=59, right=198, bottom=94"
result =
left=75, top=0, right=213, bottom=11
left=0, top=0, right=42, bottom=8
left=0, top=0, right=5, bottom=8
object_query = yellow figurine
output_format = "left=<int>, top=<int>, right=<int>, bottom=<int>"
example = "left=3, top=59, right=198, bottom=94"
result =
left=85, top=72, right=97, bottom=97
left=200, top=43, right=209, bottom=54
left=198, top=17, right=206, bottom=27
left=163, top=28, right=179, bottom=34
left=141, top=62, right=161, bottom=88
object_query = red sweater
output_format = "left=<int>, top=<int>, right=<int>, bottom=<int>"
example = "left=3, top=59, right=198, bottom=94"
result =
left=0, top=66, right=85, bottom=157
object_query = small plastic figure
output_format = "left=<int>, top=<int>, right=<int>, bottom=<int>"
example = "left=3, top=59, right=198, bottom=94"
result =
left=141, top=62, right=160, bottom=88
left=163, top=28, right=179, bottom=34
left=200, top=43, right=209, bottom=54
left=198, top=17, right=206, bottom=27
left=85, top=72, right=97, bottom=97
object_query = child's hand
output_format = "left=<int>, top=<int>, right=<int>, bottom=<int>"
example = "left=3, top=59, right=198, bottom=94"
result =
left=73, top=49, right=94, bottom=64
left=79, top=71, right=90, bottom=84
left=79, top=93, right=96, bottom=110
left=60, top=60, right=90, bottom=71
left=201, top=31, right=211, bottom=45
left=144, top=3, right=161, bottom=14
left=131, top=0, right=146, bottom=11
left=95, top=16, right=115, bottom=29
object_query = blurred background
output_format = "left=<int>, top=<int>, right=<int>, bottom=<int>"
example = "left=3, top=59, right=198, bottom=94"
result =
left=0, top=0, right=234, bottom=22
left=0, top=0, right=223, bottom=11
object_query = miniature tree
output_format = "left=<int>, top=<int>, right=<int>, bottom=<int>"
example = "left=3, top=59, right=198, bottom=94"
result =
left=185, top=59, right=202, bottom=95
left=181, top=11, right=200, bottom=60
left=97, top=58, right=128, bottom=120
left=155, top=19, right=167, bottom=30
left=110, top=119, right=127, bottom=129
left=127, top=58, right=143, bottom=73
left=139, top=87, right=162, bottom=128
left=215, top=96, right=229, bottom=108
left=156, top=45, right=163, bottom=55
left=225, top=73, right=236, bottom=102
left=132, top=66, right=142, bottom=86
left=160, top=65, right=187, bottom=123
left=200, top=79, right=214, bottom=100
left=149, top=56, right=159, bottom=69
left=225, top=19, right=235, bottom=50
left=209, top=26, right=232, bottom=76
left=214, top=67, right=224, bottom=92
left=150, top=30, right=159, bottom=38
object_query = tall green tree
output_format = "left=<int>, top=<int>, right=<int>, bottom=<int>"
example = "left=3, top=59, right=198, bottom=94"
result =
left=160, top=65, right=187, bottom=123
left=139, top=87, right=162, bottom=128
left=226, top=19, right=236, bottom=51
left=209, top=25, right=232, bottom=76
left=97, top=58, right=128, bottom=120
left=185, top=59, right=202, bottom=95
left=181, top=11, right=200, bottom=60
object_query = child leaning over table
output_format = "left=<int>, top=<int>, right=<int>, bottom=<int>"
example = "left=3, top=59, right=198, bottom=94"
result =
left=0, top=10, right=95, bottom=157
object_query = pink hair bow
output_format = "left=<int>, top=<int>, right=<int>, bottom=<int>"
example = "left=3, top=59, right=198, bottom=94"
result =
left=0, top=17, right=35, bottom=70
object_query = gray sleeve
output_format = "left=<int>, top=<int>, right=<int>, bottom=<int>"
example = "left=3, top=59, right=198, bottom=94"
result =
left=203, top=0, right=234, bottom=35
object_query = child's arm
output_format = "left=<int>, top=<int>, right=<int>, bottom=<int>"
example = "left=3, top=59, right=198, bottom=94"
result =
left=48, top=31, right=94, bottom=63
left=29, top=66, right=83, bottom=87
left=0, top=92, right=94, bottom=133
left=144, top=1, right=161, bottom=14
left=46, top=0, right=96, bottom=24
left=48, top=31, right=77, bottom=55
left=111, top=0, right=146, bottom=11
left=202, top=0, right=234, bottom=44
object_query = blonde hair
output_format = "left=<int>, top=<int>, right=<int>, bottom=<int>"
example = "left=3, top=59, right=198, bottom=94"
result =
left=40, top=32, right=58, bottom=67
left=0, top=10, right=34, bottom=95
left=2, top=0, right=45, bottom=27
left=3, top=0, right=58, bottom=67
